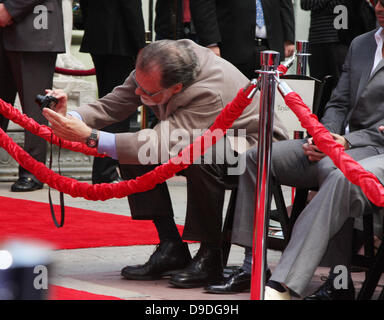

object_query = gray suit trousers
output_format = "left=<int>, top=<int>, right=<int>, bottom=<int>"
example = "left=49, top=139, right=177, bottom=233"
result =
left=231, top=138, right=383, bottom=296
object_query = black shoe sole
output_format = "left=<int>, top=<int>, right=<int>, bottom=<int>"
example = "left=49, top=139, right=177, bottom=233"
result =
left=121, top=268, right=187, bottom=281
left=204, top=288, right=250, bottom=294
left=169, top=277, right=223, bottom=289
left=11, top=183, right=43, bottom=192
left=169, top=279, right=205, bottom=288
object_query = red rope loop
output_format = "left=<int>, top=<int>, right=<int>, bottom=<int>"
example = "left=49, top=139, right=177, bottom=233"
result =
left=277, top=64, right=288, bottom=75
left=0, top=99, right=105, bottom=158
left=0, top=85, right=255, bottom=200
left=55, top=67, right=96, bottom=76
left=284, top=91, right=384, bottom=207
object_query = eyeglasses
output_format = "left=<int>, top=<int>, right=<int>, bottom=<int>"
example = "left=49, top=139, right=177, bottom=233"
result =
left=132, top=70, right=169, bottom=97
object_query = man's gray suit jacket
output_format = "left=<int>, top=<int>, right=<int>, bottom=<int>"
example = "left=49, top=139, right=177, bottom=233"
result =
left=321, top=28, right=384, bottom=152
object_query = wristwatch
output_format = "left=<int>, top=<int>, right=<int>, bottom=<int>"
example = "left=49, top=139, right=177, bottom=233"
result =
left=85, top=129, right=99, bottom=148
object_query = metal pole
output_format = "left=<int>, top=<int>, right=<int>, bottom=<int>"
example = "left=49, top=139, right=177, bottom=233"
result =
left=296, top=40, right=310, bottom=76
left=146, top=0, right=154, bottom=43
left=250, top=50, right=280, bottom=300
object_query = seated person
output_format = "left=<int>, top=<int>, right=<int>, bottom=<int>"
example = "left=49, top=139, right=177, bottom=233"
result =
left=42, top=39, right=288, bottom=289
left=206, top=1, right=384, bottom=299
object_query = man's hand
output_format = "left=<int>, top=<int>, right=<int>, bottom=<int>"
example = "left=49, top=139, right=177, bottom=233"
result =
left=284, top=41, right=295, bottom=58
left=45, top=89, right=68, bottom=116
left=0, top=4, right=13, bottom=27
left=302, top=137, right=326, bottom=162
left=303, top=133, right=350, bottom=162
left=42, top=108, right=92, bottom=143
left=379, top=125, right=384, bottom=133
left=330, top=133, right=349, bottom=150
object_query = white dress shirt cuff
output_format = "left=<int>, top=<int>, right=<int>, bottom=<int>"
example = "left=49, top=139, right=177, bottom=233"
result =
left=67, top=111, right=118, bottom=160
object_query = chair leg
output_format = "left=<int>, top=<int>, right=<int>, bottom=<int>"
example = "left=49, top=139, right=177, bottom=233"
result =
left=379, top=286, right=384, bottom=300
left=271, top=183, right=291, bottom=244
left=289, top=188, right=309, bottom=228
left=357, top=240, right=384, bottom=300
left=221, top=189, right=238, bottom=267
left=363, top=214, right=375, bottom=259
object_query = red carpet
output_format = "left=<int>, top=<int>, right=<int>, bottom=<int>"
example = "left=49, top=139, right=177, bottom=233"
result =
left=0, top=196, right=184, bottom=249
left=49, top=285, right=122, bottom=300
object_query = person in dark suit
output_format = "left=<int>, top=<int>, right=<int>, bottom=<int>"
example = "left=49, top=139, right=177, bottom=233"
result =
left=155, top=0, right=221, bottom=51
left=0, top=0, right=65, bottom=191
left=191, top=0, right=296, bottom=79
left=301, top=0, right=376, bottom=83
left=80, top=0, right=146, bottom=184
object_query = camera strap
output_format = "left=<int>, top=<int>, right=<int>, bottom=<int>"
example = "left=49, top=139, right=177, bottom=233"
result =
left=48, top=134, right=65, bottom=228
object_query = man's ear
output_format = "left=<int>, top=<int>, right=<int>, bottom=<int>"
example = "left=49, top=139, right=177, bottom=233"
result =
left=171, top=83, right=183, bottom=94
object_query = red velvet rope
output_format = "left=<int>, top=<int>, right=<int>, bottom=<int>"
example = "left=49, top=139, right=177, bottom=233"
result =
left=284, top=92, right=384, bottom=207
left=55, top=67, right=96, bottom=76
left=0, top=85, right=255, bottom=200
left=0, top=99, right=106, bottom=158
left=277, top=64, right=288, bottom=75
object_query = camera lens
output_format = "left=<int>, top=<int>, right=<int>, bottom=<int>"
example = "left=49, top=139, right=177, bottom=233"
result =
left=35, top=95, right=46, bottom=105
left=35, top=94, right=58, bottom=109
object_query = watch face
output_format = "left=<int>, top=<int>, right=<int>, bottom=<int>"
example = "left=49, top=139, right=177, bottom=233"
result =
left=86, top=129, right=98, bottom=148
left=88, top=139, right=97, bottom=148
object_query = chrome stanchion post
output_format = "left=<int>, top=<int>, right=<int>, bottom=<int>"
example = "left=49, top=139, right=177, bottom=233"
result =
left=296, top=40, right=310, bottom=76
left=250, top=50, right=280, bottom=300
left=294, top=40, right=310, bottom=167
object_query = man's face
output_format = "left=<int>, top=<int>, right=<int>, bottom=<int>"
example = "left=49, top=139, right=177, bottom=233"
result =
left=133, top=67, right=182, bottom=106
left=376, top=0, right=384, bottom=27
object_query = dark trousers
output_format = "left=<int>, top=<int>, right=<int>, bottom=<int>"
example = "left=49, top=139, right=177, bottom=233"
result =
left=91, top=54, right=137, bottom=184
left=308, top=42, right=349, bottom=82
left=233, top=42, right=269, bottom=80
left=0, top=33, right=57, bottom=181
left=119, top=139, right=239, bottom=244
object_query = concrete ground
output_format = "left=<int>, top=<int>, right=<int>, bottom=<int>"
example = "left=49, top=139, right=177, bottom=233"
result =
left=0, top=177, right=383, bottom=301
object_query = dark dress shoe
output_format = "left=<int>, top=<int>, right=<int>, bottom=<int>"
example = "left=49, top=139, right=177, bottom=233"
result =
left=304, top=277, right=355, bottom=300
left=204, top=268, right=251, bottom=294
left=11, top=177, right=43, bottom=192
left=121, top=240, right=191, bottom=280
left=204, top=267, right=272, bottom=294
left=169, top=246, right=223, bottom=288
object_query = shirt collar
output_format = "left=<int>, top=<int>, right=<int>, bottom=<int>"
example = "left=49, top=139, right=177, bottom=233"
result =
left=374, top=27, right=384, bottom=44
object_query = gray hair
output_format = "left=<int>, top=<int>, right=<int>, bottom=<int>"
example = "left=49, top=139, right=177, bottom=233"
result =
left=136, top=40, right=201, bottom=89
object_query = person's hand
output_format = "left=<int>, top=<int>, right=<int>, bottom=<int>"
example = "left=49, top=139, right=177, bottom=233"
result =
left=42, top=108, right=92, bottom=143
left=0, top=4, right=13, bottom=27
left=330, top=133, right=349, bottom=150
left=208, top=45, right=221, bottom=57
left=45, top=89, right=68, bottom=116
left=303, top=133, right=350, bottom=162
left=302, top=137, right=326, bottom=162
left=284, top=41, right=295, bottom=58
left=379, top=125, right=384, bottom=133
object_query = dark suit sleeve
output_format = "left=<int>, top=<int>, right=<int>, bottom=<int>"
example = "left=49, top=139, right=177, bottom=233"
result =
left=190, top=0, right=221, bottom=47
left=80, top=0, right=88, bottom=22
left=3, top=0, right=48, bottom=22
left=118, top=0, right=146, bottom=52
left=320, top=44, right=352, bottom=133
left=300, top=0, right=339, bottom=11
left=279, top=0, right=295, bottom=44
left=344, top=118, right=384, bottom=148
